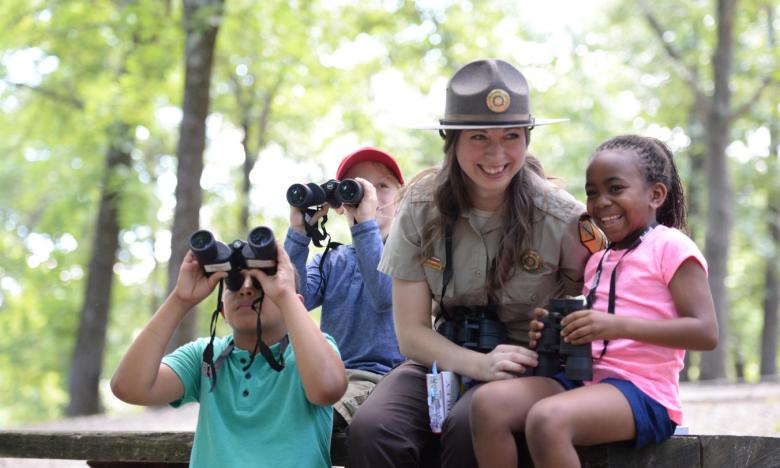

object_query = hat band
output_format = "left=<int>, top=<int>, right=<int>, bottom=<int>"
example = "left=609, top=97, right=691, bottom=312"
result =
left=440, top=113, right=534, bottom=126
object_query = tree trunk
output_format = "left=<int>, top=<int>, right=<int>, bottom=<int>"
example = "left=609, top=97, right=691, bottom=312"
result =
left=760, top=1, right=779, bottom=382
left=698, top=0, right=735, bottom=381
left=239, top=118, right=253, bottom=234
left=237, top=76, right=280, bottom=233
left=761, top=243, right=779, bottom=378
left=66, top=130, right=131, bottom=416
left=166, top=0, right=224, bottom=352
left=681, top=99, right=707, bottom=382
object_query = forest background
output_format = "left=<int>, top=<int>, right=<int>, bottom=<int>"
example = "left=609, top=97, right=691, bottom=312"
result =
left=0, top=0, right=777, bottom=425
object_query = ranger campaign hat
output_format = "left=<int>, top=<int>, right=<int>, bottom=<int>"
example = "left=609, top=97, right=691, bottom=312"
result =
left=421, top=59, right=566, bottom=130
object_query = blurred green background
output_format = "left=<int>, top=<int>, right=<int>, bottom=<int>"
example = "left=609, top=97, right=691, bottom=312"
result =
left=0, top=0, right=777, bottom=425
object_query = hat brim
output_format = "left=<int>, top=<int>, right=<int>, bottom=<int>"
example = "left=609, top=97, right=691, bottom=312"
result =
left=414, top=118, right=568, bottom=130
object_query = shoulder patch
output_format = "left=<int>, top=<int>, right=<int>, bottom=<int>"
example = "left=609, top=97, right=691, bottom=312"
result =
left=578, top=214, right=607, bottom=254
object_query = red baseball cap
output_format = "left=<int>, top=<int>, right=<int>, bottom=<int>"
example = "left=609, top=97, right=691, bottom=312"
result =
left=336, top=147, right=404, bottom=185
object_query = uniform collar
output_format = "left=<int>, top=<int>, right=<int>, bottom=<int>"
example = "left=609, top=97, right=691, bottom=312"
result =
left=462, top=203, right=504, bottom=234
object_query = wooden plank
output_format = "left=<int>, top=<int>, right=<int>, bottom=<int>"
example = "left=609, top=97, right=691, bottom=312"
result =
left=0, top=430, right=348, bottom=465
left=575, top=436, right=701, bottom=468
left=2, top=431, right=780, bottom=467
left=701, top=435, right=780, bottom=468
left=0, top=431, right=192, bottom=462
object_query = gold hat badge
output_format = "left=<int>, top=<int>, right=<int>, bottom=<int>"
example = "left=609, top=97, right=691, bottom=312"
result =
left=486, top=89, right=510, bottom=113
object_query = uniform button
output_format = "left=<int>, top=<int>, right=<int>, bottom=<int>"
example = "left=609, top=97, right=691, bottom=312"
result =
left=240, top=358, right=247, bottom=364
left=530, top=294, right=538, bottom=303
left=245, top=373, right=251, bottom=379
left=242, top=389, right=249, bottom=397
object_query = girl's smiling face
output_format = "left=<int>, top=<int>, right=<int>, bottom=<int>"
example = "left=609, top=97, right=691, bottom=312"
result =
left=585, top=149, right=667, bottom=243
left=455, top=128, right=527, bottom=210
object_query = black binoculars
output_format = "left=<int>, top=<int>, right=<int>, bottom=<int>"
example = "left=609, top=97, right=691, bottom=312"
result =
left=437, top=306, right=506, bottom=353
left=189, top=226, right=277, bottom=291
left=286, top=179, right=363, bottom=209
left=532, top=297, right=592, bottom=381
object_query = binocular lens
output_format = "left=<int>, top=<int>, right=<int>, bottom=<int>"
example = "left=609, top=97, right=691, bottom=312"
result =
left=190, top=230, right=215, bottom=251
left=248, top=226, right=274, bottom=248
left=287, top=182, right=328, bottom=208
left=286, top=184, right=309, bottom=206
left=337, top=179, right=363, bottom=205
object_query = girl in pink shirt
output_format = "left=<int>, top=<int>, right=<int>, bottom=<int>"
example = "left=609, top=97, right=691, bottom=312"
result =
left=470, top=135, right=718, bottom=468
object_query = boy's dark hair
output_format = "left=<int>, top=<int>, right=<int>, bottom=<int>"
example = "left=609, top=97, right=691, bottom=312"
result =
left=594, top=134, right=687, bottom=232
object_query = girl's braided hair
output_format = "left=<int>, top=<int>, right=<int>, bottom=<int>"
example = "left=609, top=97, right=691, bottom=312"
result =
left=594, top=134, right=687, bottom=232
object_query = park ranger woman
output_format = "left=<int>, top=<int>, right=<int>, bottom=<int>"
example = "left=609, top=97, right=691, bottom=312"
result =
left=348, top=58, right=598, bottom=468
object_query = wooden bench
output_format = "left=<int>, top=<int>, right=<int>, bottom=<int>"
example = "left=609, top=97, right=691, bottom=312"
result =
left=1, top=430, right=779, bottom=467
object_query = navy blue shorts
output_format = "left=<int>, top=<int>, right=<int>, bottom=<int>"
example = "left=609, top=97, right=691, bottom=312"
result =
left=551, top=373, right=677, bottom=448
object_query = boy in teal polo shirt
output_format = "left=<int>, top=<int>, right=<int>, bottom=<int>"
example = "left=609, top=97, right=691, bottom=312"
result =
left=111, top=238, right=347, bottom=467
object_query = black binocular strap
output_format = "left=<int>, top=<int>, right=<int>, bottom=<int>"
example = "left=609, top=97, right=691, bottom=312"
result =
left=437, top=223, right=500, bottom=323
left=243, top=295, right=287, bottom=372
left=435, top=224, right=455, bottom=322
left=202, top=281, right=225, bottom=392
left=202, top=281, right=288, bottom=393
left=587, top=224, right=656, bottom=360
left=304, top=208, right=331, bottom=248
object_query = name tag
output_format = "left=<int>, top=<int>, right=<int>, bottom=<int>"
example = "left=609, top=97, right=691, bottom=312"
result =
left=423, top=257, right=442, bottom=270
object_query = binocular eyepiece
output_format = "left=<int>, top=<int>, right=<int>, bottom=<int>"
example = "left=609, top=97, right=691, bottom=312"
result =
left=189, top=226, right=277, bottom=291
left=286, top=179, right=363, bottom=209
left=532, top=297, right=593, bottom=381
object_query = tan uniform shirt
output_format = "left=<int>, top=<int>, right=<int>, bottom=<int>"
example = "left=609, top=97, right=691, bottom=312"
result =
left=378, top=171, right=590, bottom=346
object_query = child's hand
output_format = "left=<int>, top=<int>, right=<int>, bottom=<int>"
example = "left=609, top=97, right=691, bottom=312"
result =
left=289, top=204, right=329, bottom=234
left=250, top=242, right=298, bottom=306
left=560, top=309, right=616, bottom=345
left=480, top=344, right=538, bottom=381
left=338, top=177, right=377, bottom=225
left=528, top=307, right=548, bottom=348
left=172, top=251, right=226, bottom=306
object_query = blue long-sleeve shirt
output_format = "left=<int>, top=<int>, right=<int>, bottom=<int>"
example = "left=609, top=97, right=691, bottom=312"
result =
left=284, top=220, right=404, bottom=374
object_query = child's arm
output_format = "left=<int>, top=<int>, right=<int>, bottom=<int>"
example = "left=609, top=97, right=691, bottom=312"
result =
left=560, top=259, right=718, bottom=350
left=284, top=206, right=329, bottom=310
left=341, top=178, right=392, bottom=310
left=111, top=251, right=226, bottom=406
left=254, top=243, right=347, bottom=406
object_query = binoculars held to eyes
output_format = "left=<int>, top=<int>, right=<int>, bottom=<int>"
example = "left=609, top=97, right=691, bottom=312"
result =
left=286, top=179, right=363, bottom=209
left=189, top=226, right=277, bottom=291
left=532, top=297, right=593, bottom=381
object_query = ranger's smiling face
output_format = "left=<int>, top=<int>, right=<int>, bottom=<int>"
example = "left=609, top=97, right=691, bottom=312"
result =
left=456, top=128, right=527, bottom=209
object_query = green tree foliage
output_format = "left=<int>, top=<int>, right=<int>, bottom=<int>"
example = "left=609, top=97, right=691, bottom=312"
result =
left=0, top=0, right=179, bottom=422
left=0, top=0, right=777, bottom=424
left=603, top=0, right=779, bottom=380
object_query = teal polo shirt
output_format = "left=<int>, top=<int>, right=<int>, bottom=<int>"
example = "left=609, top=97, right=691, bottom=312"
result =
left=163, top=334, right=338, bottom=468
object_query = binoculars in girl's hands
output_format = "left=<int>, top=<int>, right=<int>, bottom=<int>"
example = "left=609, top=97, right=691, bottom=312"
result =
left=189, top=226, right=277, bottom=291
left=532, top=297, right=593, bottom=381
left=286, top=179, right=364, bottom=209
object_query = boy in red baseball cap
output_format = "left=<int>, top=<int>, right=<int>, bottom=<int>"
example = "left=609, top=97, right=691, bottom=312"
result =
left=284, top=147, right=405, bottom=430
